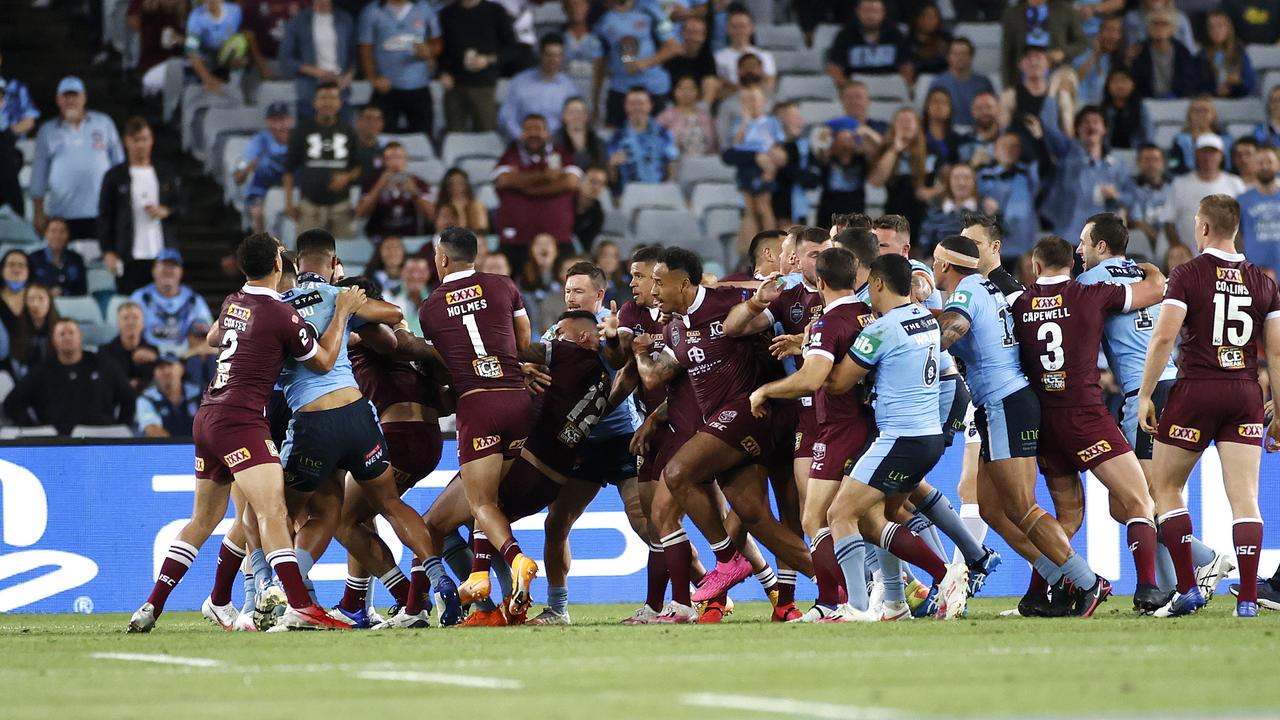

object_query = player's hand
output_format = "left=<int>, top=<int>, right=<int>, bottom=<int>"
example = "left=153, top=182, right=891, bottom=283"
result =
left=372, top=76, right=392, bottom=94
left=632, top=333, right=655, bottom=356
left=335, top=286, right=367, bottom=316
left=630, top=413, right=659, bottom=455
left=749, top=388, right=770, bottom=418
left=598, top=300, right=620, bottom=340
left=769, top=333, right=804, bottom=359
left=521, top=362, right=552, bottom=393
left=1137, top=394, right=1158, bottom=434
left=755, top=272, right=783, bottom=305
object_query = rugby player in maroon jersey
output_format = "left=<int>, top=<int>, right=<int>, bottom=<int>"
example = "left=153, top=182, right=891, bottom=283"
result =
left=1011, top=236, right=1168, bottom=614
left=129, top=233, right=364, bottom=633
left=1137, top=195, right=1280, bottom=618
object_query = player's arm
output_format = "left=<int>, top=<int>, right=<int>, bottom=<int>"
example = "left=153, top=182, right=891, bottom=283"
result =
left=749, top=355, right=833, bottom=416
left=604, top=360, right=640, bottom=415
left=598, top=301, right=629, bottom=368
left=206, top=323, right=222, bottom=348
left=514, top=311, right=532, bottom=352
left=304, top=287, right=367, bottom=372
left=1136, top=302, right=1185, bottom=433
left=630, top=399, right=668, bottom=456
left=635, top=338, right=681, bottom=392
left=355, top=322, right=398, bottom=355
left=937, top=310, right=971, bottom=351
left=724, top=273, right=782, bottom=337
left=1128, top=263, right=1167, bottom=310
left=518, top=342, right=550, bottom=363
left=825, top=354, right=869, bottom=395
left=356, top=298, right=403, bottom=325
left=1264, top=316, right=1280, bottom=451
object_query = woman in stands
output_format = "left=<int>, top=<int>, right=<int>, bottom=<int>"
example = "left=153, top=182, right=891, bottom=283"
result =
left=434, top=168, right=490, bottom=236
left=869, top=107, right=936, bottom=235
left=1101, top=68, right=1150, bottom=149
left=554, top=96, right=606, bottom=171
left=365, top=235, right=407, bottom=296
left=922, top=88, right=963, bottom=174
left=1, top=250, right=28, bottom=337
left=591, top=239, right=630, bottom=305
left=919, top=163, right=991, bottom=254
left=10, top=283, right=59, bottom=377
left=517, top=233, right=560, bottom=334
left=656, top=76, right=718, bottom=157
left=1251, top=86, right=1280, bottom=146
left=906, top=3, right=951, bottom=80
left=1167, top=96, right=1231, bottom=175
left=1197, top=10, right=1256, bottom=99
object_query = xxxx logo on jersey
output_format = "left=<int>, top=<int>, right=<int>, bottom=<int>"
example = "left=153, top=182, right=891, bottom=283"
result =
left=1216, top=267, right=1244, bottom=283
left=446, top=285, right=483, bottom=304
left=1031, top=295, right=1063, bottom=310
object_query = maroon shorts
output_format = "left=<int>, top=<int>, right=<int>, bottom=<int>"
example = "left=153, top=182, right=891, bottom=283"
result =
left=699, top=397, right=778, bottom=465
left=1157, top=379, right=1265, bottom=452
left=383, top=420, right=444, bottom=490
left=193, top=407, right=280, bottom=484
left=455, top=389, right=532, bottom=465
left=808, top=418, right=875, bottom=482
left=1036, top=403, right=1131, bottom=477
left=497, top=456, right=562, bottom=521
left=637, top=423, right=672, bottom=483
left=794, top=399, right=819, bottom=460
left=654, top=427, right=694, bottom=480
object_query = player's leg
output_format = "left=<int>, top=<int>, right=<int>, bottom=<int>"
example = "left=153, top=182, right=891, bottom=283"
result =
left=535, top=477, right=602, bottom=625
left=954, top=405, right=990, bottom=558
left=1150, top=438, right=1205, bottom=613
left=769, top=456, right=803, bottom=616
left=1217, top=441, right=1264, bottom=615
left=626, top=474, right=668, bottom=623
left=650, top=468, right=698, bottom=619
left=458, top=452, right=538, bottom=604
left=293, top=472, right=345, bottom=604
left=1090, top=452, right=1162, bottom=606
left=203, top=492, right=249, bottom=629
left=716, top=462, right=814, bottom=577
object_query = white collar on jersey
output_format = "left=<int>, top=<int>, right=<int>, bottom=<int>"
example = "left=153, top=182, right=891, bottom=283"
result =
left=442, top=268, right=477, bottom=284
left=823, top=294, right=861, bottom=313
left=648, top=305, right=661, bottom=321
left=685, top=285, right=707, bottom=316
left=1035, top=275, right=1071, bottom=285
left=241, top=283, right=282, bottom=300
left=1203, top=247, right=1245, bottom=262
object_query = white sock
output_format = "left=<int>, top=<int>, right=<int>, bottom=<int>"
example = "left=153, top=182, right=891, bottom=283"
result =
left=953, top=503, right=989, bottom=564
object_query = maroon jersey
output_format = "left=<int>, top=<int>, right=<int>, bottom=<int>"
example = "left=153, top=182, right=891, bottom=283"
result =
left=618, top=300, right=666, bottom=417
left=765, top=282, right=825, bottom=336
left=349, top=343, right=442, bottom=414
left=1164, top=248, right=1280, bottom=380
left=202, top=284, right=318, bottom=415
left=421, top=269, right=527, bottom=395
left=664, top=285, right=760, bottom=416
left=1012, top=276, right=1129, bottom=408
left=493, top=142, right=580, bottom=246
left=525, top=340, right=609, bottom=473
left=802, top=296, right=876, bottom=424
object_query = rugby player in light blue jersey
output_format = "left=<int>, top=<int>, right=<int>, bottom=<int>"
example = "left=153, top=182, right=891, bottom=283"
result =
left=935, top=233, right=1110, bottom=618
left=822, top=254, right=970, bottom=621
left=1076, top=212, right=1235, bottom=601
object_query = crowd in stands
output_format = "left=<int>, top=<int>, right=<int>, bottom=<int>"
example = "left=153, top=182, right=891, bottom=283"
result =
left=5, top=0, right=1280, bottom=437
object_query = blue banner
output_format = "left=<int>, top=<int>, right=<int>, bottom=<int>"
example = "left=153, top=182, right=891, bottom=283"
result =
left=1, top=441, right=1278, bottom=614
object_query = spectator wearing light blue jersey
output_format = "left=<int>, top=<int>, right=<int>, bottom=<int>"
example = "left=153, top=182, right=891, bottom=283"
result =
left=1252, top=87, right=1280, bottom=148
left=358, top=0, right=440, bottom=134
left=722, top=85, right=783, bottom=251
left=1042, top=105, right=1133, bottom=244
left=129, top=249, right=215, bottom=356
left=278, top=0, right=356, bottom=122
left=928, top=38, right=994, bottom=133
left=1072, top=14, right=1126, bottom=106
left=0, top=56, right=39, bottom=136
left=976, top=133, right=1041, bottom=261
left=561, top=0, right=603, bottom=80
left=134, top=353, right=202, bottom=437
left=1127, top=143, right=1178, bottom=258
left=1237, top=146, right=1280, bottom=273
left=606, top=88, right=679, bottom=191
left=234, top=102, right=293, bottom=233
left=591, top=0, right=680, bottom=128
left=498, top=34, right=582, bottom=141
left=183, top=0, right=244, bottom=92
left=31, top=77, right=124, bottom=242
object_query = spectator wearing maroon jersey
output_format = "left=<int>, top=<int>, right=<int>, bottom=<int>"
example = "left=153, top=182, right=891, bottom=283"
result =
left=128, top=0, right=190, bottom=96
left=242, top=0, right=303, bottom=79
left=355, top=142, right=435, bottom=239
left=493, top=113, right=582, bottom=271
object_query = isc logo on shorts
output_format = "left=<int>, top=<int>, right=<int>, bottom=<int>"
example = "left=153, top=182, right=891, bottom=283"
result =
left=1218, top=346, right=1246, bottom=370
left=508, top=439, right=525, bottom=451
left=265, top=439, right=279, bottom=457
left=446, top=285, right=483, bottom=304
left=473, top=435, right=500, bottom=452
left=1168, top=425, right=1201, bottom=443
left=1238, top=423, right=1264, bottom=439
left=194, top=457, right=205, bottom=472
left=1076, top=440, right=1111, bottom=463
left=473, top=355, right=503, bottom=378
left=740, top=436, right=761, bottom=456
left=223, top=447, right=252, bottom=467
left=1030, top=295, right=1063, bottom=310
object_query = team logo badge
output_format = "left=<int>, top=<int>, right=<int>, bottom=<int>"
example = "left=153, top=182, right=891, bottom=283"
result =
left=445, top=285, right=483, bottom=304
left=789, top=302, right=804, bottom=325
left=718, top=410, right=738, bottom=424
left=265, top=440, right=279, bottom=457
left=1238, top=423, right=1264, bottom=439
left=473, top=435, right=500, bottom=452
left=709, top=321, right=725, bottom=338
left=1168, top=425, right=1201, bottom=443
left=1076, top=440, right=1111, bottom=463
left=740, top=436, right=761, bottom=456
left=223, top=447, right=252, bottom=467
left=811, top=442, right=827, bottom=462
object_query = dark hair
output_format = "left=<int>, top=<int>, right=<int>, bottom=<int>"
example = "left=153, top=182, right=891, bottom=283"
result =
left=625, top=85, right=652, bottom=100
left=316, top=80, right=340, bottom=94
left=1233, top=136, right=1260, bottom=152
left=872, top=214, right=911, bottom=235
left=870, top=254, right=913, bottom=296
left=1137, top=142, right=1164, bottom=155
left=280, top=250, right=298, bottom=280
left=831, top=212, right=872, bottom=231
left=439, top=226, right=479, bottom=263
left=923, top=87, right=954, bottom=133
left=747, top=229, right=786, bottom=264
left=937, top=234, right=980, bottom=276
left=12, top=282, right=60, bottom=365
left=437, top=167, right=475, bottom=206
left=382, top=140, right=405, bottom=155
left=950, top=36, right=975, bottom=54
left=335, top=275, right=384, bottom=301
left=359, top=104, right=383, bottom=116
left=124, top=115, right=150, bottom=137
left=539, top=32, right=565, bottom=50
left=737, top=52, right=762, bottom=70
left=236, top=232, right=282, bottom=280
left=521, top=113, right=548, bottom=127
left=1085, top=212, right=1129, bottom=255
left=559, top=309, right=598, bottom=324
left=815, top=247, right=857, bottom=290
left=1, top=248, right=27, bottom=277
left=659, top=247, right=702, bottom=285
left=631, top=245, right=664, bottom=265
left=1074, top=104, right=1107, bottom=133
left=296, top=228, right=337, bottom=264
left=796, top=226, right=829, bottom=247
left=1032, top=236, right=1075, bottom=270
left=961, top=210, right=1003, bottom=245
left=566, top=260, right=607, bottom=291
left=726, top=2, right=753, bottom=19
left=1021, top=44, right=1049, bottom=59
left=833, top=227, right=878, bottom=270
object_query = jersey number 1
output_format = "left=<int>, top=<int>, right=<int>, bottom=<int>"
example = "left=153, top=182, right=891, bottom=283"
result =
left=461, top=314, right=489, bottom=356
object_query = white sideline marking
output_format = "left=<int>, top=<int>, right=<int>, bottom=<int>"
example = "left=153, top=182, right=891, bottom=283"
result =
left=91, top=652, right=224, bottom=668
left=356, top=670, right=522, bottom=689
left=682, top=693, right=892, bottom=720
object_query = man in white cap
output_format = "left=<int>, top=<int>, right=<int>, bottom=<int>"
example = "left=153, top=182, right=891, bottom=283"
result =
left=1170, top=134, right=1246, bottom=251
left=30, top=76, right=123, bottom=241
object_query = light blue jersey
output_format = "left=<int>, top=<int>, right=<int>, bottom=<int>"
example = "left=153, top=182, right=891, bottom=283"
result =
left=943, top=273, right=1029, bottom=407
left=541, top=306, right=639, bottom=439
left=849, top=303, right=942, bottom=437
left=910, top=258, right=954, bottom=375
left=278, top=273, right=367, bottom=411
left=1077, top=257, right=1177, bottom=393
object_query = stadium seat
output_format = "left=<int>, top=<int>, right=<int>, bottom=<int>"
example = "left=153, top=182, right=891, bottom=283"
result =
left=80, top=323, right=117, bottom=348
left=70, top=424, right=134, bottom=439
left=349, top=81, right=373, bottom=107
left=336, top=239, right=375, bottom=267
left=55, top=296, right=104, bottom=326
left=602, top=207, right=629, bottom=238
left=408, top=158, right=447, bottom=185
left=475, top=183, right=499, bottom=211
left=1264, top=70, right=1280, bottom=101
left=87, top=268, right=116, bottom=295
left=755, top=24, right=804, bottom=50
left=1111, top=148, right=1136, bottom=172
left=16, top=138, right=35, bottom=164
left=866, top=184, right=888, bottom=214
left=690, top=183, right=742, bottom=218
left=953, top=22, right=1002, bottom=49
left=1144, top=98, right=1191, bottom=127
left=1227, top=123, right=1256, bottom=141
left=458, top=157, right=498, bottom=183
left=384, top=133, right=436, bottom=161
left=861, top=75, right=909, bottom=103
left=220, top=135, right=252, bottom=206
left=778, top=75, right=836, bottom=102
left=634, top=208, right=701, bottom=248
left=1214, top=98, right=1265, bottom=125
left=774, top=49, right=824, bottom=76
left=798, top=100, right=842, bottom=126
left=442, top=132, right=506, bottom=166
left=532, top=0, right=565, bottom=25
left=0, top=370, right=13, bottom=411
left=1249, top=44, right=1280, bottom=72
left=253, top=80, right=297, bottom=108
left=812, top=24, right=841, bottom=52
left=913, top=74, right=938, bottom=111
left=1152, top=124, right=1180, bottom=148
left=702, top=206, right=743, bottom=246
left=677, top=155, right=735, bottom=193
left=16, top=425, right=58, bottom=437
left=198, top=106, right=267, bottom=165
left=620, top=182, right=685, bottom=223
left=104, top=295, right=131, bottom=327
left=401, top=236, right=432, bottom=255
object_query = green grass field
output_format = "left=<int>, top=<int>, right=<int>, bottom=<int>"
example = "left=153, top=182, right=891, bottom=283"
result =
left=2, top=598, right=1276, bottom=720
